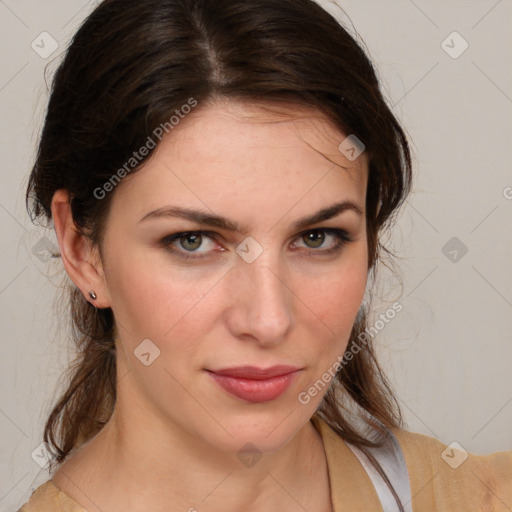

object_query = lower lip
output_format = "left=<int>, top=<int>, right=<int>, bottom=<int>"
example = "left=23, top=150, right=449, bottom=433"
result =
left=207, top=371, right=299, bottom=403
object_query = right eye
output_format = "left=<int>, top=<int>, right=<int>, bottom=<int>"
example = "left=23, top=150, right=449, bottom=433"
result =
left=160, top=231, right=223, bottom=259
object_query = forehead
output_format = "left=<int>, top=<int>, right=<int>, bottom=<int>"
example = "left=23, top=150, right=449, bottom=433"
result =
left=111, top=98, right=368, bottom=221
left=169, top=97, right=367, bottom=172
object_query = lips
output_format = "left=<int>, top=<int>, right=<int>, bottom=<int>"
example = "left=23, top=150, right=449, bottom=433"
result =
left=206, top=365, right=301, bottom=403
left=210, top=365, right=300, bottom=379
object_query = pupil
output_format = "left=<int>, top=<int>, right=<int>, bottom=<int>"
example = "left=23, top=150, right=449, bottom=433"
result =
left=182, top=234, right=201, bottom=250
left=305, top=231, right=324, bottom=248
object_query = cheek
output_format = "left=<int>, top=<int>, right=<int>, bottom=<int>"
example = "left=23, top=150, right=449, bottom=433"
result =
left=304, top=278, right=365, bottom=350
left=104, top=248, right=220, bottom=346
left=306, top=256, right=367, bottom=334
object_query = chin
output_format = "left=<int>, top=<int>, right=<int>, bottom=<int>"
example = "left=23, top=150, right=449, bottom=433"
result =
left=207, top=406, right=310, bottom=454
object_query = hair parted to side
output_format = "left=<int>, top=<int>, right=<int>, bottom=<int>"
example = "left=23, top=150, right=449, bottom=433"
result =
left=26, top=0, right=412, bottom=508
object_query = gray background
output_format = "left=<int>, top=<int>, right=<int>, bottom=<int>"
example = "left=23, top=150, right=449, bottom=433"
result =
left=1, top=0, right=511, bottom=509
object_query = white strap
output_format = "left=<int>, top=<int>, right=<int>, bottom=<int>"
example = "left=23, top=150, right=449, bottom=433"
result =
left=345, top=428, right=413, bottom=512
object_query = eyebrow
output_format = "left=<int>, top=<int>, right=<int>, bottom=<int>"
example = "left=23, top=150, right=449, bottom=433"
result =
left=138, top=200, right=363, bottom=234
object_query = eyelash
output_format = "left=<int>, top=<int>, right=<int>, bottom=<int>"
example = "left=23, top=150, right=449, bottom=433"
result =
left=160, top=228, right=352, bottom=260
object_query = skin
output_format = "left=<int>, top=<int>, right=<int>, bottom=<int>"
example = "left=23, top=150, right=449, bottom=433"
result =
left=50, top=97, right=369, bottom=512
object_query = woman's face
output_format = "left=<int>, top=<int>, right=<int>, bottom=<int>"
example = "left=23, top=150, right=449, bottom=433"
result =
left=97, top=98, right=369, bottom=454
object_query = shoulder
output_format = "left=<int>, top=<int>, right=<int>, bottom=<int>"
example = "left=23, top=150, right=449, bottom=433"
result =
left=313, top=414, right=512, bottom=511
left=18, top=480, right=87, bottom=512
left=391, top=427, right=512, bottom=511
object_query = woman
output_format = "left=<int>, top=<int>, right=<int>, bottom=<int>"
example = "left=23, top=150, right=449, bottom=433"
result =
left=20, top=0, right=512, bottom=511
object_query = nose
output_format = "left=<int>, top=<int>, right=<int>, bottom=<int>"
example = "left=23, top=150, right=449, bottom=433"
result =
left=225, top=253, right=294, bottom=347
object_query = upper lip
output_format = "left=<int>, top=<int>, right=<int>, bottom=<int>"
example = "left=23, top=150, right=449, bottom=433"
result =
left=208, top=365, right=301, bottom=379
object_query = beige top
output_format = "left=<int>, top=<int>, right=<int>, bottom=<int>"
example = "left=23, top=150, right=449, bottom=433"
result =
left=18, top=414, right=512, bottom=511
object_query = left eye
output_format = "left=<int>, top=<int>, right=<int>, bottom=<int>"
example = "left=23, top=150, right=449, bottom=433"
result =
left=160, top=228, right=351, bottom=260
left=292, top=228, right=350, bottom=252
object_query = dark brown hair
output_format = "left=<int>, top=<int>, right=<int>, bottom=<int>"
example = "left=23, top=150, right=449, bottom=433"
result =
left=26, top=0, right=411, bottom=507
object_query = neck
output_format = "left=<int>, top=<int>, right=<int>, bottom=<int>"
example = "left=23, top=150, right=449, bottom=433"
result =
left=53, top=394, right=333, bottom=512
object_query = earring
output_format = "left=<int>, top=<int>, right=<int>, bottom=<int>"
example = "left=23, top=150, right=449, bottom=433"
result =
left=89, top=290, right=97, bottom=300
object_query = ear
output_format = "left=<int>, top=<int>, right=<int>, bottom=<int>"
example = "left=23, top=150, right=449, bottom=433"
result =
left=51, top=189, right=111, bottom=308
